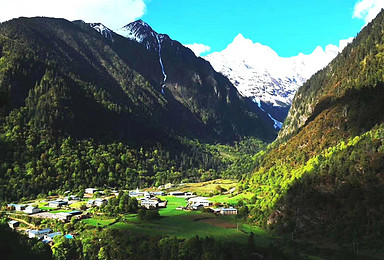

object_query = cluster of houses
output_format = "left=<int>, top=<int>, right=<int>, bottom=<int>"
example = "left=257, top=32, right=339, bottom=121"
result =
left=87, top=198, right=108, bottom=207
left=8, top=222, right=70, bottom=244
left=27, top=228, right=72, bottom=244
left=129, top=188, right=238, bottom=215
left=186, top=196, right=238, bottom=215
left=139, top=197, right=167, bottom=209
left=129, top=188, right=165, bottom=197
left=7, top=204, right=41, bottom=214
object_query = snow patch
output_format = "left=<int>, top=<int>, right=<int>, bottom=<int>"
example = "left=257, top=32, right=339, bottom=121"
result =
left=252, top=98, right=283, bottom=130
left=205, top=35, right=353, bottom=108
left=90, top=23, right=114, bottom=42
left=156, top=34, right=167, bottom=94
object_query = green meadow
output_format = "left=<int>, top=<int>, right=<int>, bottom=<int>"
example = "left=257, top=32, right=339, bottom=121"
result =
left=80, top=196, right=274, bottom=246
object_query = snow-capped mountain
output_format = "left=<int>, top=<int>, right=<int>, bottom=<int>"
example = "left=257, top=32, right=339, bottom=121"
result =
left=204, top=34, right=353, bottom=124
left=85, top=19, right=278, bottom=140
left=117, top=19, right=170, bottom=51
left=89, top=23, right=114, bottom=42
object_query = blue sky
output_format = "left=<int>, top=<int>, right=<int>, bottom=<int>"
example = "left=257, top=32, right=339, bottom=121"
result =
left=141, top=0, right=367, bottom=57
left=0, top=0, right=383, bottom=57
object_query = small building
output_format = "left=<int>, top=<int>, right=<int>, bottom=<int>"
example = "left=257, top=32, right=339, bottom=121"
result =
left=158, top=201, right=167, bottom=208
left=68, top=195, right=80, bottom=201
left=152, top=191, right=165, bottom=196
left=220, top=207, right=238, bottom=215
left=141, top=199, right=159, bottom=209
left=29, top=228, right=52, bottom=239
left=94, top=198, right=107, bottom=207
left=42, top=232, right=62, bottom=243
left=170, top=191, right=185, bottom=196
left=8, top=220, right=20, bottom=229
left=129, top=188, right=150, bottom=197
left=188, top=197, right=213, bottom=207
left=55, top=210, right=84, bottom=222
left=55, top=212, right=72, bottom=222
left=24, top=206, right=41, bottom=214
left=164, top=183, right=173, bottom=189
left=86, top=199, right=95, bottom=206
left=85, top=188, right=98, bottom=194
left=190, top=204, right=204, bottom=210
left=49, top=200, right=68, bottom=208
left=7, top=204, right=26, bottom=212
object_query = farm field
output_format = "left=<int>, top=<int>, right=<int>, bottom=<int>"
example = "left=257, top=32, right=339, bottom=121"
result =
left=82, top=196, right=273, bottom=246
left=170, top=179, right=238, bottom=196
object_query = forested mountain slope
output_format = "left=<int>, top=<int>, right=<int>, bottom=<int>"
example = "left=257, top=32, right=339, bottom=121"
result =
left=0, top=17, right=272, bottom=202
left=0, top=17, right=275, bottom=143
left=246, top=10, right=384, bottom=248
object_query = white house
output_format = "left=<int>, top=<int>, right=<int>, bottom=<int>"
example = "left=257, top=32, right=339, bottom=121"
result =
left=152, top=191, right=165, bottom=196
left=94, top=198, right=107, bottom=207
left=220, top=207, right=238, bottom=215
left=190, top=204, right=204, bottom=210
left=24, top=206, right=41, bottom=214
left=8, top=220, right=20, bottom=229
left=7, top=204, right=26, bottom=211
left=140, top=199, right=159, bottom=209
left=85, top=188, right=98, bottom=194
left=48, top=200, right=68, bottom=208
left=42, top=232, right=62, bottom=243
left=68, top=195, right=80, bottom=201
left=29, top=228, right=52, bottom=239
left=187, top=197, right=212, bottom=207
left=170, top=191, right=185, bottom=196
left=129, top=188, right=149, bottom=197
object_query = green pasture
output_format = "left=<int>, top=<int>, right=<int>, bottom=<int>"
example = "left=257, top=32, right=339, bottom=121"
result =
left=83, top=217, right=116, bottom=227
left=50, top=209, right=72, bottom=214
left=176, top=179, right=237, bottom=195
left=209, top=192, right=254, bottom=204
left=69, top=201, right=86, bottom=209
left=104, top=196, right=272, bottom=245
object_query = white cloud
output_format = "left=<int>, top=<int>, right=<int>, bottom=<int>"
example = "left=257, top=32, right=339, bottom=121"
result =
left=184, top=43, right=211, bottom=56
left=0, top=0, right=147, bottom=30
left=353, top=0, right=384, bottom=24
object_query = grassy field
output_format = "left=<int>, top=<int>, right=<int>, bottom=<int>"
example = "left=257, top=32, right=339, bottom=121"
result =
left=103, top=196, right=273, bottom=245
left=39, top=206, right=56, bottom=211
left=69, top=201, right=86, bottom=209
left=83, top=217, right=117, bottom=227
left=209, top=192, right=254, bottom=204
left=50, top=209, right=72, bottom=214
left=174, top=179, right=237, bottom=196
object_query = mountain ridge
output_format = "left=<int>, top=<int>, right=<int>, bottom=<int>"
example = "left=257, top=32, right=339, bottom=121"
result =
left=204, top=34, right=353, bottom=127
left=244, top=9, right=384, bottom=246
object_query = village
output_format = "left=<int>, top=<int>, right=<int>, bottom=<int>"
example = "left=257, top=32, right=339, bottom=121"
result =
left=5, top=181, right=241, bottom=246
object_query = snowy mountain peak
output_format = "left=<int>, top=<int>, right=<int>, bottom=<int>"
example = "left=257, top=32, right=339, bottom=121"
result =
left=118, top=19, right=164, bottom=50
left=225, top=34, right=279, bottom=61
left=205, top=35, right=353, bottom=109
left=89, top=23, right=114, bottom=42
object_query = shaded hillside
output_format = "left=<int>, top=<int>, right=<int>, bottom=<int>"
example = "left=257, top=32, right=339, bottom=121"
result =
left=0, top=17, right=274, bottom=201
left=245, top=10, right=384, bottom=249
left=0, top=17, right=276, bottom=144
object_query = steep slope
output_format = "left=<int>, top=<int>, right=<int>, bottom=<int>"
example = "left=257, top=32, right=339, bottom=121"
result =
left=0, top=17, right=276, bottom=144
left=0, top=17, right=276, bottom=201
left=116, top=20, right=278, bottom=140
left=205, top=34, right=352, bottom=127
left=245, top=10, right=384, bottom=247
